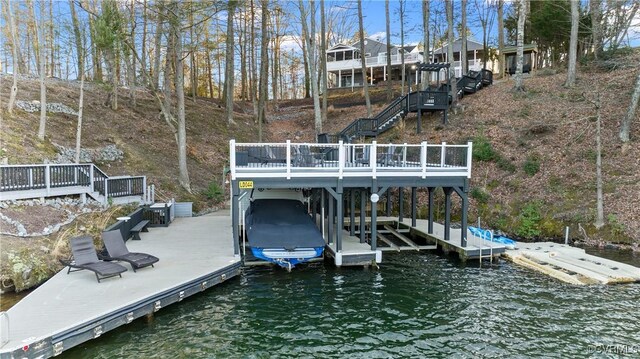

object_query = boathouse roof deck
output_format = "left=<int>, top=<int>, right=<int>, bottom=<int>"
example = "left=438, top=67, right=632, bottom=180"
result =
left=230, top=140, right=473, bottom=180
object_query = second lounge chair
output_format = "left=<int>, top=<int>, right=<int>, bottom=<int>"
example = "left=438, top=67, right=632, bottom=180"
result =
left=61, top=235, right=128, bottom=283
left=101, top=230, right=159, bottom=272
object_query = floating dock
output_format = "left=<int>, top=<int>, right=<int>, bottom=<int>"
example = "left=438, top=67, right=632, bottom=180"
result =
left=503, top=242, right=640, bottom=285
left=0, top=212, right=240, bottom=358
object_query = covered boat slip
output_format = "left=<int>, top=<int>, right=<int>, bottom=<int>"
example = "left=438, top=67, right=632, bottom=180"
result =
left=230, top=140, right=474, bottom=266
left=0, top=213, right=240, bottom=359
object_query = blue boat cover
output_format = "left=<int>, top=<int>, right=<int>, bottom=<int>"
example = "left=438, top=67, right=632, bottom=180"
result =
left=245, top=199, right=325, bottom=250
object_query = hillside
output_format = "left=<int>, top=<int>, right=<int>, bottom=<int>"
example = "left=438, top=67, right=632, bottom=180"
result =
left=269, top=51, right=640, bottom=247
left=0, top=76, right=258, bottom=210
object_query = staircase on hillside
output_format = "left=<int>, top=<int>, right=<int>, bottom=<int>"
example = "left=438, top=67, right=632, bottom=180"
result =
left=321, top=66, right=493, bottom=144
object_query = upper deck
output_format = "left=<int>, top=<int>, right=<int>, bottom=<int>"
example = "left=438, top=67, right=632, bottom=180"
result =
left=230, top=140, right=472, bottom=182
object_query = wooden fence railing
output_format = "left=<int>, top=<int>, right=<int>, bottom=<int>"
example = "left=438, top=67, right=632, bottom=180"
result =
left=0, top=164, right=147, bottom=203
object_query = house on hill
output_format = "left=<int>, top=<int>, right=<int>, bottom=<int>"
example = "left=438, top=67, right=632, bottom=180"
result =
left=431, top=38, right=490, bottom=78
left=502, top=44, right=539, bottom=74
left=326, top=37, right=423, bottom=89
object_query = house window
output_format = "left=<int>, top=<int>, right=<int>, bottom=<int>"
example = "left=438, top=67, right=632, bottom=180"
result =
left=341, top=75, right=352, bottom=87
left=345, top=51, right=353, bottom=60
left=336, top=52, right=344, bottom=61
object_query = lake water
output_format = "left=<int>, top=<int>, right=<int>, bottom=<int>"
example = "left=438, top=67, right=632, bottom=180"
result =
left=61, top=250, right=640, bottom=358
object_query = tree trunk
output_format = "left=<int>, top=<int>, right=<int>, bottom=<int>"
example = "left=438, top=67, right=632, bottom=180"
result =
left=141, top=0, right=147, bottom=86
left=399, top=0, right=405, bottom=95
left=224, top=1, right=236, bottom=125
left=49, top=0, right=54, bottom=77
left=69, top=0, right=83, bottom=80
left=5, top=0, right=19, bottom=114
left=320, top=0, right=328, bottom=126
left=619, top=72, right=640, bottom=142
left=169, top=3, right=191, bottom=193
left=385, top=0, right=393, bottom=101
left=258, top=0, right=269, bottom=141
left=513, top=0, right=526, bottom=92
left=422, top=0, right=429, bottom=87
left=590, top=0, right=602, bottom=59
left=74, top=70, right=85, bottom=163
left=240, top=3, right=247, bottom=100
left=446, top=0, right=457, bottom=105
left=565, top=0, right=579, bottom=87
left=153, top=0, right=164, bottom=90
left=28, top=1, right=41, bottom=75
left=83, top=0, right=102, bottom=81
left=594, top=93, right=604, bottom=229
left=461, top=0, right=468, bottom=75
left=357, top=0, right=372, bottom=117
left=300, top=11, right=310, bottom=99
left=189, top=3, right=197, bottom=101
left=309, top=1, right=322, bottom=130
left=498, top=0, right=505, bottom=78
left=206, top=49, right=214, bottom=98
left=38, top=0, right=47, bottom=141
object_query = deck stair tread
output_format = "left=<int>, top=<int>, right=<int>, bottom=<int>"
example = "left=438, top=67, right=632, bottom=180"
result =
left=377, top=233, right=401, bottom=252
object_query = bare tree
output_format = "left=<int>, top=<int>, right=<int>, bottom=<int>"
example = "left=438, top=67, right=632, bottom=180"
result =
left=172, top=3, right=191, bottom=193
left=298, top=0, right=322, bottom=133
left=422, top=0, right=430, bottom=86
left=152, top=0, right=164, bottom=89
left=586, top=92, right=605, bottom=229
left=224, top=1, right=236, bottom=125
left=446, top=0, right=457, bottom=106
left=69, top=0, right=83, bottom=79
left=497, top=0, right=504, bottom=77
left=565, top=0, right=579, bottom=87
left=461, top=0, right=468, bottom=75
left=320, top=0, right=328, bottom=126
left=590, top=0, right=602, bottom=59
left=385, top=0, right=393, bottom=101
left=399, top=0, right=406, bottom=95
left=74, top=66, right=86, bottom=163
left=357, top=0, right=372, bottom=117
left=619, top=72, right=640, bottom=143
left=513, top=0, right=526, bottom=92
left=5, top=0, right=19, bottom=114
left=38, top=1, right=47, bottom=141
left=258, top=0, right=269, bottom=141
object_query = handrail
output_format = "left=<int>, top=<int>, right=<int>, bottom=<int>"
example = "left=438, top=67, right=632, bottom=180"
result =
left=0, top=163, right=148, bottom=204
left=230, top=140, right=473, bottom=180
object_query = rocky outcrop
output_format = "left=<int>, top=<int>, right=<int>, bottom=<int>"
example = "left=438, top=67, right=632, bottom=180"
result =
left=53, top=144, right=124, bottom=163
left=15, top=100, right=79, bottom=116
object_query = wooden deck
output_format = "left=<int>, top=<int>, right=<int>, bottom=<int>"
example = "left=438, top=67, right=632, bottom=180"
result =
left=503, top=242, right=640, bottom=285
left=325, top=230, right=381, bottom=266
left=403, top=219, right=506, bottom=260
left=0, top=212, right=240, bottom=358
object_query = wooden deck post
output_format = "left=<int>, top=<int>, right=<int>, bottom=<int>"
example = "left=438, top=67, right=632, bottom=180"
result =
left=350, top=189, right=356, bottom=236
left=398, top=187, right=404, bottom=222
left=360, top=189, right=366, bottom=243
left=411, top=187, right=417, bottom=227
left=428, top=187, right=434, bottom=234
left=336, top=189, right=343, bottom=252
left=460, top=189, right=468, bottom=248
left=386, top=188, right=391, bottom=216
left=444, top=187, right=453, bottom=241
left=231, top=181, right=240, bottom=256
left=328, top=191, right=334, bottom=245
left=371, top=184, right=378, bottom=251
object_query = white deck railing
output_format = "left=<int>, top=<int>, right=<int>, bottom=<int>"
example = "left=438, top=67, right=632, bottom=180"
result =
left=327, top=53, right=423, bottom=71
left=230, top=140, right=472, bottom=180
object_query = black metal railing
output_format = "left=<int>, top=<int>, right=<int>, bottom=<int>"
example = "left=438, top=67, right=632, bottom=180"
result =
left=106, top=176, right=145, bottom=198
left=93, top=166, right=108, bottom=196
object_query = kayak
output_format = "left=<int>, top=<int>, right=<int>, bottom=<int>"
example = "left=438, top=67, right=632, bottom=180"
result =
left=468, top=226, right=517, bottom=249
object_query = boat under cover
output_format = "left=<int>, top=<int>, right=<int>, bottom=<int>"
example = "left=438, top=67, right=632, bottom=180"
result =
left=245, top=198, right=325, bottom=269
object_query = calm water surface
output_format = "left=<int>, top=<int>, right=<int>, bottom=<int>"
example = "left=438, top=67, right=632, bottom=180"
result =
left=61, top=250, right=640, bottom=358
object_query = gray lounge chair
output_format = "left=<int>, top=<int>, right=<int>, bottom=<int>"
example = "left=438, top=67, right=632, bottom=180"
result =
left=61, top=235, right=128, bottom=282
left=101, top=230, right=159, bottom=272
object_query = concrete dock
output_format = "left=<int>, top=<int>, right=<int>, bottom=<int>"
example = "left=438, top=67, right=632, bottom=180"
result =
left=503, top=242, right=640, bottom=285
left=0, top=212, right=241, bottom=358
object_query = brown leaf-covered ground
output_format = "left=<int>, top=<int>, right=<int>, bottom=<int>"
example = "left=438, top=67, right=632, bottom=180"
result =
left=268, top=53, right=640, bottom=246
